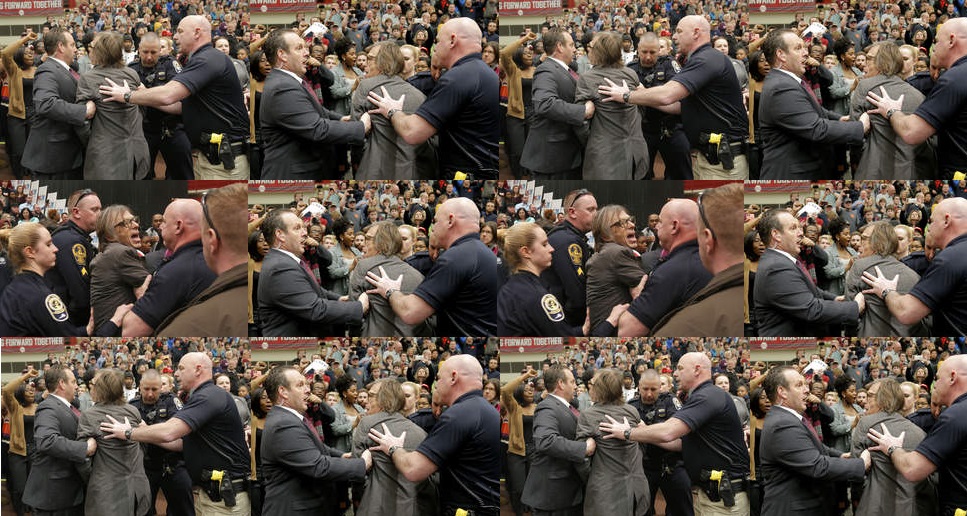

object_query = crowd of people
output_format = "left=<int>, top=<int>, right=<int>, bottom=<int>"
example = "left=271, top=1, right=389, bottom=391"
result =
left=0, top=181, right=248, bottom=337
left=0, top=0, right=499, bottom=181
left=498, top=4, right=967, bottom=180
left=498, top=335, right=966, bottom=516
left=1, top=336, right=501, bottom=515
left=745, top=180, right=967, bottom=337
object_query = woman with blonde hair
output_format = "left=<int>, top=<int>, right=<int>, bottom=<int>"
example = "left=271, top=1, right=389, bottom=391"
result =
left=586, top=205, right=645, bottom=329
left=0, top=223, right=130, bottom=336
left=90, top=205, right=149, bottom=330
left=496, top=222, right=626, bottom=335
left=76, top=368, right=152, bottom=515
left=850, top=378, right=937, bottom=516
left=575, top=31, right=649, bottom=179
left=894, top=224, right=914, bottom=259
left=75, top=31, right=150, bottom=179
left=576, top=368, right=649, bottom=515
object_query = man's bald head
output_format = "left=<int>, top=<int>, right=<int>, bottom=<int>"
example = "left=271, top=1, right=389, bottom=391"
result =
left=438, top=354, right=484, bottom=404
left=435, top=198, right=480, bottom=248
left=936, top=18, right=967, bottom=67
left=929, top=197, right=967, bottom=249
left=176, top=15, right=212, bottom=55
left=677, top=351, right=712, bottom=391
left=163, top=199, right=204, bottom=252
left=176, top=352, right=213, bottom=393
left=676, top=15, right=711, bottom=54
left=658, top=198, right=699, bottom=251
left=936, top=354, right=967, bottom=405
left=436, top=18, right=482, bottom=68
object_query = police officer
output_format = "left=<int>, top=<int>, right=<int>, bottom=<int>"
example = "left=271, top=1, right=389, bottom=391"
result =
left=48, top=189, right=100, bottom=326
left=629, top=369, right=694, bottom=516
left=129, top=32, right=193, bottom=180
left=130, top=369, right=195, bottom=516
left=628, top=33, right=692, bottom=180
left=542, top=189, right=597, bottom=327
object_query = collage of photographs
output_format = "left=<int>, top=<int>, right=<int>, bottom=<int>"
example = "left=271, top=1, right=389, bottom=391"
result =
left=1, top=0, right=967, bottom=514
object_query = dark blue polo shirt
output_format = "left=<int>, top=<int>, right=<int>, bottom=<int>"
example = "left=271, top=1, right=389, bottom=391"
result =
left=913, top=55, right=967, bottom=174
left=626, top=239, right=713, bottom=331
left=415, top=53, right=499, bottom=177
left=672, top=43, right=748, bottom=147
left=413, top=232, right=497, bottom=336
left=908, top=233, right=967, bottom=335
left=174, top=380, right=250, bottom=484
left=673, top=380, right=749, bottom=483
left=915, top=391, right=967, bottom=510
left=131, top=239, right=216, bottom=330
left=416, top=390, right=499, bottom=511
left=173, top=43, right=249, bottom=146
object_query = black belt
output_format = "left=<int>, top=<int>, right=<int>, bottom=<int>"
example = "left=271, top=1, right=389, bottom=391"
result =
left=697, top=478, right=748, bottom=493
left=229, top=477, right=250, bottom=491
left=727, top=141, right=747, bottom=153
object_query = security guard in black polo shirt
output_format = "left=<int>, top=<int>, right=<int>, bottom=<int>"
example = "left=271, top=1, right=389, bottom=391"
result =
left=542, top=189, right=597, bottom=327
left=48, top=189, right=100, bottom=326
left=629, top=33, right=692, bottom=180
left=130, top=370, right=195, bottom=516
left=129, top=32, right=193, bottom=180
left=630, top=370, right=694, bottom=516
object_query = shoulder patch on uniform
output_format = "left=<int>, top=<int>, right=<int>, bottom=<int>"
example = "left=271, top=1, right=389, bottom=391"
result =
left=45, top=294, right=69, bottom=322
left=173, top=397, right=183, bottom=409
left=541, top=294, right=565, bottom=322
left=568, top=243, right=582, bottom=265
left=72, top=243, right=87, bottom=266
left=672, top=397, right=682, bottom=410
left=672, top=60, right=682, bottom=73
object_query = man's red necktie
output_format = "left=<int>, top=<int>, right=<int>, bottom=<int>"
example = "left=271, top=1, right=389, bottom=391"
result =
left=303, top=416, right=322, bottom=442
left=803, top=416, right=821, bottom=443
left=302, top=79, right=319, bottom=105
left=801, top=78, right=820, bottom=105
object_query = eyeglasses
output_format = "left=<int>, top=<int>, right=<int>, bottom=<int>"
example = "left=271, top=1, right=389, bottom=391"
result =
left=115, top=216, right=139, bottom=228
left=611, top=216, right=636, bottom=228
left=698, top=191, right=716, bottom=241
left=568, top=189, right=591, bottom=209
left=202, top=191, right=220, bottom=241
left=72, top=189, right=95, bottom=209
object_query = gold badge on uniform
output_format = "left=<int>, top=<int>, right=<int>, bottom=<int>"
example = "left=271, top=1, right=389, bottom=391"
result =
left=72, top=243, right=87, bottom=265
left=568, top=243, right=582, bottom=265
left=541, top=294, right=565, bottom=322
left=45, top=294, right=69, bottom=322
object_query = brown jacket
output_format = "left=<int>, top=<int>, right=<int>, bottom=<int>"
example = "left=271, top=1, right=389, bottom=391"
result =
left=1, top=34, right=36, bottom=120
left=500, top=36, right=532, bottom=120
left=1, top=371, right=36, bottom=456
left=500, top=373, right=533, bottom=456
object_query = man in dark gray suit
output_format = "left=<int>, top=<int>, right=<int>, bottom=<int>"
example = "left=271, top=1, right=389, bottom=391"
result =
left=23, top=365, right=97, bottom=516
left=519, top=27, right=594, bottom=179
left=259, top=29, right=370, bottom=180
left=758, top=29, right=869, bottom=180
left=760, top=365, right=870, bottom=516
left=258, top=209, right=368, bottom=337
left=261, top=366, right=372, bottom=516
left=754, top=209, right=865, bottom=336
left=521, top=364, right=595, bottom=516
left=21, top=28, right=96, bottom=179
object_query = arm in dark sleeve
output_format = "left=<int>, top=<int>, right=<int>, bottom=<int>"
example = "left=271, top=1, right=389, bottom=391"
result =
left=531, top=66, right=586, bottom=126
left=770, top=80, right=865, bottom=145
left=758, top=262, right=859, bottom=325
left=532, top=403, right=586, bottom=463
left=266, top=417, right=366, bottom=482
left=772, top=417, right=865, bottom=482
left=33, top=67, right=87, bottom=126
left=264, top=262, right=363, bottom=325
left=33, top=404, right=88, bottom=463
left=265, top=81, right=364, bottom=145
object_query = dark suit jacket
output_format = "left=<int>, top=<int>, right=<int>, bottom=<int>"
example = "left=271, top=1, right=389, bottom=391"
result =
left=759, top=70, right=864, bottom=180
left=261, top=406, right=367, bottom=516
left=519, top=59, right=588, bottom=175
left=520, top=396, right=589, bottom=511
left=260, top=70, right=365, bottom=180
left=22, top=396, right=91, bottom=511
left=257, top=248, right=363, bottom=337
left=760, top=406, right=865, bottom=516
left=21, top=59, right=88, bottom=174
left=753, top=248, right=858, bottom=337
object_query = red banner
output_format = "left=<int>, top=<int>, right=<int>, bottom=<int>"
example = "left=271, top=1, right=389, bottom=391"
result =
left=500, top=337, right=566, bottom=353
left=747, top=0, right=816, bottom=13
left=1, top=337, right=67, bottom=353
left=249, top=0, right=318, bottom=14
left=251, top=337, right=320, bottom=350
left=751, top=338, right=816, bottom=350
left=746, top=181, right=814, bottom=192
left=0, top=0, right=63, bottom=16
left=499, top=0, right=564, bottom=17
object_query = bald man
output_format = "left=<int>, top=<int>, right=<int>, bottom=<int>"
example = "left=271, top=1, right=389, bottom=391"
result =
left=101, top=352, right=252, bottom=514
left=617, top=198, right=713, bottom=336
left=862, top=197, right=967, bottom=335
left=600, top=353, right=750, bottom=515
left=122, top=198, right=217, bottom=337
left=599, top=15, right=748, bottom=180
left=366, top=18, right=499, bottom=179
left=100, top=15, right=250, bottom=180
left=367, top=198, right=498, bottom=335
left=652, top=183, right=744, bottom=336
left=867, top=18, right=967, bottom=179
left=369, top=355, right=500, bottom=514
left=868, top=354, right=967, bottom=513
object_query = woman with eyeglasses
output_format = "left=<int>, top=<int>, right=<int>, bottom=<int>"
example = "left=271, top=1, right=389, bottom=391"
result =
left=75, top=31, right=150, bottom=179
left=0, top=222, right=131, bottom=336
left=89, top=205, right=149, bottom=331
left=497, top=222, right=627, bottom=336
left=586, top=205, right=646, bottom=330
